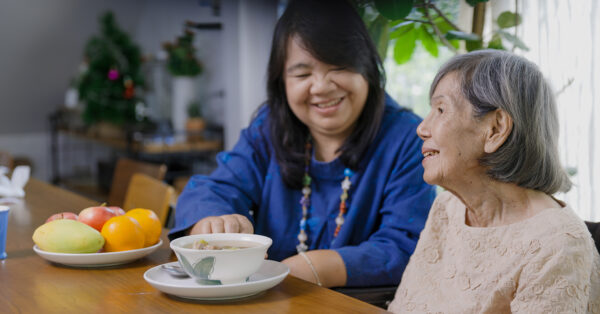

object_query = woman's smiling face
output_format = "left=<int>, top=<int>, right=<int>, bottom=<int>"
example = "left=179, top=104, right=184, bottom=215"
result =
left=283, top=36, right=369, bottom=141
left=416, top=72, right=489, bottom=188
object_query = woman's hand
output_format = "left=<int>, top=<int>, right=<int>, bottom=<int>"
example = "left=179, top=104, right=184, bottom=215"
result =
left=188, top=214, right=254, bottom=234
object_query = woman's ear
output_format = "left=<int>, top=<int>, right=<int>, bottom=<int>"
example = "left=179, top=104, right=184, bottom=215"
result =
left=484, top=109, right=513, bottom=153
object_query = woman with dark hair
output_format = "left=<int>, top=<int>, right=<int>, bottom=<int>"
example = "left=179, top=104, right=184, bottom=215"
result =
left=170, top=0, right=435, bottom=288
left=388, top=50, right=600, bottom=312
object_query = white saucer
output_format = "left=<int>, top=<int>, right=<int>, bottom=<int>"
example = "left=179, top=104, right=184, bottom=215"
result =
left=33, top=239, right=162, bottom=267
left=144, top=260, right=289, bottom=300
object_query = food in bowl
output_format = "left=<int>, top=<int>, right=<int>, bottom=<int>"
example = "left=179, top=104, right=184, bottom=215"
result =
left=170, top=233, right=272, bottom=285
left=190, top=239, right=260, bottom=250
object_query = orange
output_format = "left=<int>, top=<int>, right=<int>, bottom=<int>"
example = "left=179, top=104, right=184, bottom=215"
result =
left=100, top=215, right=145, bottom=252
left=125, top=208, right=162, bottom=247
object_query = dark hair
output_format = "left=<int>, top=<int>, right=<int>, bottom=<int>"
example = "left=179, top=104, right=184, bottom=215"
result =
left=430, top=50, right=571, bottom=194
left=266, top=0, right=386, bottom=188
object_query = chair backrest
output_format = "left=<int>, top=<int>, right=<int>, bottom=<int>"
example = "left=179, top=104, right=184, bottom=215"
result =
left=123, top=173, right=175, bottom=227
left=585, top=221, right=600, bottom=254
left=107, top=158, right=167, bottom=208
left=173, top=176, right=191, bottom=196
left=0, top=151, right=13, bottom=170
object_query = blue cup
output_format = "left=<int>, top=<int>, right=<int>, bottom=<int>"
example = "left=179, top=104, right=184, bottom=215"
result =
left=0, top=206, right=9, bottom=259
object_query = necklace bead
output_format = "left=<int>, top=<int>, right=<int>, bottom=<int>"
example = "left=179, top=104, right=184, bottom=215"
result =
left=344, top=168, right=354, bottom=177
left=303, top=175, right=312, bottom=186
left=341, top=177, right=351, bottom=190
left=298, top=231, right=307, bottom=242
left=340, top=192, right=348, bottom=201
left=300, top=195, right=310, bottom=207
left=297, top=242, right=308, bottom=252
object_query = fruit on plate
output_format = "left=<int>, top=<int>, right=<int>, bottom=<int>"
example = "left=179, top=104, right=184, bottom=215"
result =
left=32, top=219, right=105, bottom=253
left=107, top=206, right=126, bottom=216
left=101, top=215, right=145, bottom=252
left=78, top=206, right=117, bottom=231
left=45, top=212, right=78, bottom=223
left=125, top=208, right=162, bottom=247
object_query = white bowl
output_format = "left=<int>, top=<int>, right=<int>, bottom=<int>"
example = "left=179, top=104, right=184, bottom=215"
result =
left=170, top=233, right=272, bottom=285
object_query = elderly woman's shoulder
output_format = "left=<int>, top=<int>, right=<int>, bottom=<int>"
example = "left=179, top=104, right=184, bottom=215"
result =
left=535, top=205, right=589, bottom=237
left=528, top=204, right=597, bottom=256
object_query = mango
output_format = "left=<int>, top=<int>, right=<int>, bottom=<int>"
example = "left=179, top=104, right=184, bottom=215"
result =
left=33, top=219, right=105, bottom=253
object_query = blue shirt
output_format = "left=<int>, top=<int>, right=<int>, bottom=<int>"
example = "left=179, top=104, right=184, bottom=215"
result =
left=170, top=96, right=436, bottom=287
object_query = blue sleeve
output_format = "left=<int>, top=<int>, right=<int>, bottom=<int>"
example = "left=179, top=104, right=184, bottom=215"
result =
left=168, top=118, right=270, bottom=240
left=335, top=114, right=436, bottom=287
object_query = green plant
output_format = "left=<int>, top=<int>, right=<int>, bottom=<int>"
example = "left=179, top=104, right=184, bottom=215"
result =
left=353, top=0, right=528, bottom=64
left=77, top=11, right=145, bottom=125
left=187, top=101, right=203, bottom=118
left=163, top=30, right=203, bottom=77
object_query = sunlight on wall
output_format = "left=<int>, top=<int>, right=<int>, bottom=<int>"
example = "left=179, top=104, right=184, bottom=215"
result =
left=519, top=0, right=600, bottom=221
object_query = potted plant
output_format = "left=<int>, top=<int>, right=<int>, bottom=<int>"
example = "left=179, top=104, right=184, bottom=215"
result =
left=163, top=29, right=203, bottom=136
left=185, top=101, right=205, bottom=142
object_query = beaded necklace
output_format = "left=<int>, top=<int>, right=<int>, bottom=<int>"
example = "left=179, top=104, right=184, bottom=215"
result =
left=296, top=138, right=354, bottom=253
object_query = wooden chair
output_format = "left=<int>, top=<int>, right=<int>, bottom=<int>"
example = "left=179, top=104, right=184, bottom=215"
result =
left=332, top=285, right=397, bottom=309
left=585, top=221, right=600, bottom=254
left=0, top=151, right=13, bottom=170
left=123, top=173, right=176, bottom=227
left=173, top=175, right=191, bottom=196
left=107, top=158, right=167, bottom=208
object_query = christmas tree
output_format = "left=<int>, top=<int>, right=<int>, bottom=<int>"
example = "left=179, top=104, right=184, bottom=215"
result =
left=77, top=11, right=144, bottom=126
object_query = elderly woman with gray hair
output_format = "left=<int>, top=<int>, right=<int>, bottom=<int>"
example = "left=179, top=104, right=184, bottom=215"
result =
left=389, top=50, right=600, bottom=313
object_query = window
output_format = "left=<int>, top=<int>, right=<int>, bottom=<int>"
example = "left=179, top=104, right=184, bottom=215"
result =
left=384, top=0, right=599, bottom=221
left=519, top=0, right=599, bottom=221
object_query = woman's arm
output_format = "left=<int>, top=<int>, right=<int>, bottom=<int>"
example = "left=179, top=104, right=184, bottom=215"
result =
left=168, top=115, right=271, bottom=240
left=511, top=236, right=595, bottom=313
left=282, top=250, right=347, bottom=287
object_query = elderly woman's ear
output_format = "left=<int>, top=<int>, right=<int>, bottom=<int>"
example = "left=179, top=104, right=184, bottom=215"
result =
left=483, top=109, right=513, bottom=154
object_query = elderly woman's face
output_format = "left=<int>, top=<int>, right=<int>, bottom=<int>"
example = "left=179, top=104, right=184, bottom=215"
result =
left=416, top=72, right=489, bottom=187
left=283, top=36, right=368, bottom=141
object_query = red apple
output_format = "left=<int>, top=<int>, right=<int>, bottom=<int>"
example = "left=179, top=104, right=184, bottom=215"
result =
left=45, top=212, right=78, bottom=223
left=77, top=206, right=117, bottom=231
left=107, top=206, right=126, bottom=216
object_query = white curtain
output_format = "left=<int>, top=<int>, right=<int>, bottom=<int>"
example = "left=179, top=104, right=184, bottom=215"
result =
left=514, top=0, right=600, bottom=221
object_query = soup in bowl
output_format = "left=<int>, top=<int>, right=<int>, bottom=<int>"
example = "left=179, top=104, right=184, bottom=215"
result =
left=169, top=233, right=272, bottom=285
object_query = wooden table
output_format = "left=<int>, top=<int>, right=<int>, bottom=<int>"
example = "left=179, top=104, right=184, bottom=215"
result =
left=0, top=179, right=388, bottom=313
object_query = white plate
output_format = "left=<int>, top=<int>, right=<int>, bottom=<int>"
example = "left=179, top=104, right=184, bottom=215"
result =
left=144, top=260, right=289, bottom=300
left=33, top=239, right=163, bottom=267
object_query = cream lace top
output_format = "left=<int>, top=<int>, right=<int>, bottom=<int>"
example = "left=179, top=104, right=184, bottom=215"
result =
left=389, top=191, right=600, bottom=313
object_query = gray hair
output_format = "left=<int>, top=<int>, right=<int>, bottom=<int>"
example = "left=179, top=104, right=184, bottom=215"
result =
left=430, top=49, right=571, bottom=194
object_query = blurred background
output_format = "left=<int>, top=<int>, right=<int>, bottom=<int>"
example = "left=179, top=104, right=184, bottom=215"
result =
left=0, top=0, right=597, bottom=221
